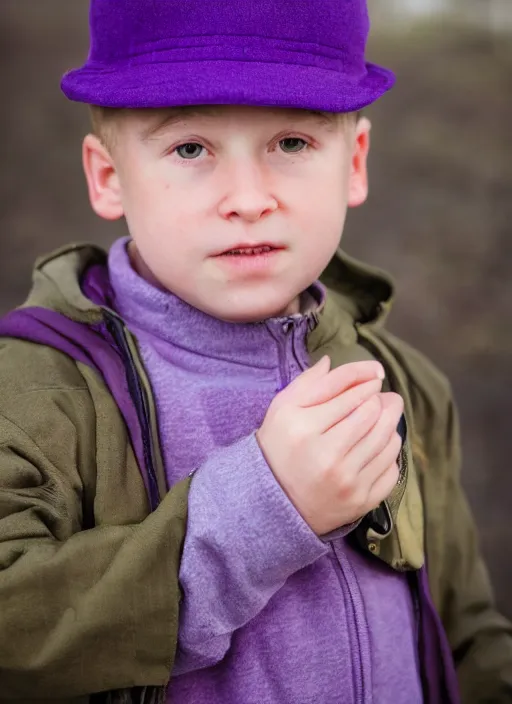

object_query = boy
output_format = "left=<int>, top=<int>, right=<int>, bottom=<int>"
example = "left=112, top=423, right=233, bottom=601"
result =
left=0, top=0, right=511, bottom=702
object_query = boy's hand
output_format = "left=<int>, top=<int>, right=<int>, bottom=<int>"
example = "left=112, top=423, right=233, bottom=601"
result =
left=256, top=357, right=404, bottom=536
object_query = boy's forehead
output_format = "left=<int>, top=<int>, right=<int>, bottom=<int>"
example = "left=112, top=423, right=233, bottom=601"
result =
left=138, top=105, right=341, bottom=141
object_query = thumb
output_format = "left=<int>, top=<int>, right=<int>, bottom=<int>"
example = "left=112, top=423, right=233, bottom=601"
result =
left=285, top=355, right=331, bottom=396
left=305, top=355, right=332, bottom=376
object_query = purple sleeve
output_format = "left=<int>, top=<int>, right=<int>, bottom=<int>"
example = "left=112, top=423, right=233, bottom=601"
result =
left=172, top=433, right=328, bottom=675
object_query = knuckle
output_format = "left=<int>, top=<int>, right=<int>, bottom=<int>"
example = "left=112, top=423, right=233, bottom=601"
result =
left=340, top=361, right=372, bottom=387
left=353, top=381, right=379, bottom=407
left=341, top=362, right=362, bottom=379
left=382, top=392, right=403, bottom=412
left=321, top=445, right=340, bottom=473
left=338, top=475, right=368, bottom=512
left=337, top=472, right=357, bottom=501
left=360, top=395, right=381, bottom=420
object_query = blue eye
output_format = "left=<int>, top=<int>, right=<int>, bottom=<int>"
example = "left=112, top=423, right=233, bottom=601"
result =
left=175, top=143, right=204, bottom=159
left=279, top=138, right=308, bottom=153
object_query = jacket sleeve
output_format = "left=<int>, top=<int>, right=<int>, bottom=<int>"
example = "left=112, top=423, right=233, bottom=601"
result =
left=173, top=433, right=328, bottom=675
left=0, top=346, right=190, bottom=698
left=430, top=395, right=512, bottom=703
left=383, top=331, right=512, bottom=703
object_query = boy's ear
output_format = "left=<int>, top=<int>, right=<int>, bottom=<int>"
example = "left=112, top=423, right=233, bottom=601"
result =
left=347, top=116, right=371, bottom=209
left=82, top=134, right=124, bottom=220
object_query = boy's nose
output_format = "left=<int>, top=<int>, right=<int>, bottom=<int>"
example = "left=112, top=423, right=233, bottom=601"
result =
left=217, top=162, right=278, bottom=223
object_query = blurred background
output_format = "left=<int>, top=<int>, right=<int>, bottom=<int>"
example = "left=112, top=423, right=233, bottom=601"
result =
left=0, top=1, right=511, bottom=615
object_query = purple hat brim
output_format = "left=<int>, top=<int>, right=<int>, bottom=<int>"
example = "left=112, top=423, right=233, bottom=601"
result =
left=61, top=59, right=395, bottom=112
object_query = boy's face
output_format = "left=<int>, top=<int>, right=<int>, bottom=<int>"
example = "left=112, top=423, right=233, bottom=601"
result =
left=83, top=106, right=371, bottom=323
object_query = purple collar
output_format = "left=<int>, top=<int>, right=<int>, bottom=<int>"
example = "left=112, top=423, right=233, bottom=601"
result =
left=108, top=237, right=325, bottom=369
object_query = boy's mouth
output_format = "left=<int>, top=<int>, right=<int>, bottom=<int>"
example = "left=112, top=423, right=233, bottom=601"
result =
left=223, top=246, right=275, bottom=256
left=215, top=243, right=285, bottom=257
left=212, top=242, right=286, bottom=274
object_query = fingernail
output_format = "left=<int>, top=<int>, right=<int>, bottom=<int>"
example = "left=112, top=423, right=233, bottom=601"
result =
left=376, top=365, right=385, bottom=380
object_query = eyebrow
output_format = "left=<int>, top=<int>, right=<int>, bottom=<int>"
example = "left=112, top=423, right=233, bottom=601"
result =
left=140, top=107, right=340, bottom=142
left=140, top=107, right=222, bottom=142
left=305, top=110, right=340, bottom=130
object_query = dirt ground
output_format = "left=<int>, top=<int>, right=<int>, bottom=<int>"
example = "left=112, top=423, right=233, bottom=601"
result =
left=1, top=2, right=511, bottom=615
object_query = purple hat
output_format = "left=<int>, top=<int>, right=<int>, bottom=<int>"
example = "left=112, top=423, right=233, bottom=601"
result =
left=61, top=0, right=395, bottom=113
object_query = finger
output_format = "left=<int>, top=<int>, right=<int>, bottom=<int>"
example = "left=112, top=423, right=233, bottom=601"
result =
left=298, top=360, right=385, bottom=407
left=342, top=393, right=404, bottom=469
left=325, top=393, right=383, bottom=453
left=367, top=462, right=401, bottom=510
left=308, top=378, right=383, bottom=434
left=285, top=355, right=331, bottom=393
left=358, top=430, right=402, bottom=485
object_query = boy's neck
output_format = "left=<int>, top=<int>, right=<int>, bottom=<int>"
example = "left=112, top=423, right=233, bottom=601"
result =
left=127, top=240, right=303, bottom=319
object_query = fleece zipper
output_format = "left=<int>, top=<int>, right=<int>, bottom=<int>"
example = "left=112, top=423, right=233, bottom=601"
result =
left=331, top=541, right=372, bottom=704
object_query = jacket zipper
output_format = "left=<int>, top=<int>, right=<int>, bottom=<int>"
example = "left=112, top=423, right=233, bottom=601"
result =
left=103, top=310, right=162, bottom=512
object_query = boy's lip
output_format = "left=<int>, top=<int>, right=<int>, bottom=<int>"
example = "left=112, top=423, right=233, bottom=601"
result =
left=212, top=242, right=286, bottom=256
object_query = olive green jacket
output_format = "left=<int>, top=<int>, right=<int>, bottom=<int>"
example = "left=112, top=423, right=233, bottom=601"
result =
left=0, top=245, right=510, bottom=702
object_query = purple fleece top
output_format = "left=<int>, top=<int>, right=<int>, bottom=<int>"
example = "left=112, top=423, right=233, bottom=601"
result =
left=108, top=238, right=423, bottom=704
